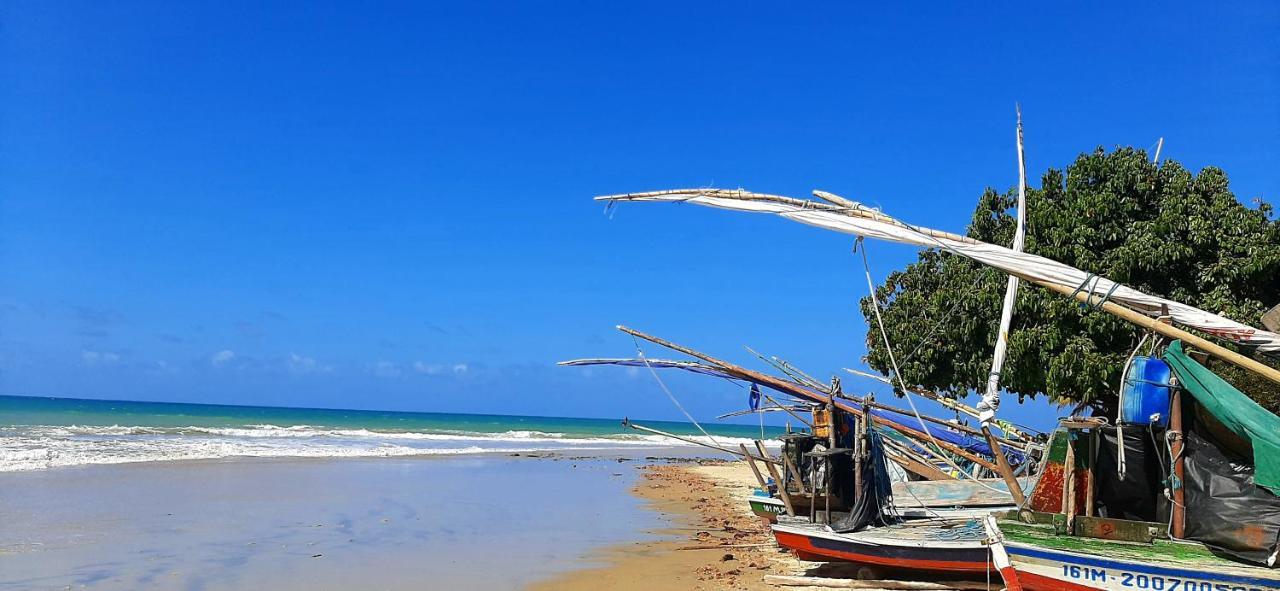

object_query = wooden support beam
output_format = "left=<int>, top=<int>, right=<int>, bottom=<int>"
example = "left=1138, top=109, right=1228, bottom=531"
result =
left=755, top=440, right=795, bottom=516
left=740, top=443, right=768, bottom=490
left=1062, top=434, right=1077, bottom=532
left=982, top=425, right=1026, bottom=506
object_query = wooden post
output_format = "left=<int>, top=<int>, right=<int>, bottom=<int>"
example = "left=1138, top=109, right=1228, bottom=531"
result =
left=1084, top=430, right=1097, bottom=518
left=981, top=425, right=1026, bottom=506
left=1062, top=434, right=1077, bottom=533
left=1169, top=388, right=1186, bottom=538
left=741, top=443, right=769, bottom=490
left=755, top=440, right=795, bottom=516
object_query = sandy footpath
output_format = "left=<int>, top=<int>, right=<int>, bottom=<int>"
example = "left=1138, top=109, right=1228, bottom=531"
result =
left=530, top=460, right=807, bottom=591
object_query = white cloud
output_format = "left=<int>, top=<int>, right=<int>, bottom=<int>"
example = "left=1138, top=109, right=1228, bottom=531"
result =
left=413, top=361, right=443, bottom=375
left=287, top=353, right=330, bottom=375
left=412, top=361, right=468, bottom=376
left=81, top=350, right=120, bottom=367
left=370, top=361, right=402, bottom=378
left=211, top=350, right=236, bottom=367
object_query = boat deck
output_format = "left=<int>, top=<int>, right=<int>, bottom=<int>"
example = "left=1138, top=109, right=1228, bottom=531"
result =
left=777, top=518, right=986, bottom=549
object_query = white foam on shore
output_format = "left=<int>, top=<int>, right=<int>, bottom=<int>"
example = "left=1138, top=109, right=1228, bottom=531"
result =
left=0, top=424, right=759, bottom=472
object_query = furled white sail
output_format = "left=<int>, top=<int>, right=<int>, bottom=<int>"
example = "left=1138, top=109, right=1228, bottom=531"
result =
left=978, top=112, right=1029, bottom=424
left=594, top=188, right=1280, bottom=356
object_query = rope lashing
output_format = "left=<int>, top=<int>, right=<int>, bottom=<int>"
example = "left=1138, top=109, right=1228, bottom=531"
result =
left=1069, top=273, right=1121, bottom=310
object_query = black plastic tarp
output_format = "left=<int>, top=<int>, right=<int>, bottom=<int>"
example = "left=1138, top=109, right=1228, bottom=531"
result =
left=832, top=432, right=898, bottom=533
left=1183, top=430, right=1280, bottom=566
left=1093, top=426, right=1169, bottom=523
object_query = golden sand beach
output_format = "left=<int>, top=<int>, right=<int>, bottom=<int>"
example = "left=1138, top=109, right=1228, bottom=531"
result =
left=532, top=460, right=806, bottom=591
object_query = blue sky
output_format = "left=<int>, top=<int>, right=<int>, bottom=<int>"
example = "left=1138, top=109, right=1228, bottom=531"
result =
left=1, top=1, right=1276, bottom=433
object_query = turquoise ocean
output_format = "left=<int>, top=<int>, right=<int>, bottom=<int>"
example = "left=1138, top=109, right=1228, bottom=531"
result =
left=0, top=395, right=784, bottom=471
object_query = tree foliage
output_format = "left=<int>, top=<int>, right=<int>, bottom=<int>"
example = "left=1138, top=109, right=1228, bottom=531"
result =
left=859, top=147, right=1280, bottom=411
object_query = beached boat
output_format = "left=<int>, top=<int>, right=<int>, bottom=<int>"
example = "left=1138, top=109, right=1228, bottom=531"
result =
left=749, top=476, right=1028, bottom=523
left=985, top=516, right=1280, bottom=591
left=591, top=149, right=1280, bottom=585
left=772, top=519, right=990, bottom=575
left=983, top=340, right=1280, bottom=591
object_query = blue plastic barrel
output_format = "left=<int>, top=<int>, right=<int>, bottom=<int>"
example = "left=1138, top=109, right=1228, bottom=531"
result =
left=1121, top=356, right=1172, bottom=427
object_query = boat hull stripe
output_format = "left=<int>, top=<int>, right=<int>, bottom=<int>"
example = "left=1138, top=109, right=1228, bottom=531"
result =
left=1006, top=544, right=1280, bottom=588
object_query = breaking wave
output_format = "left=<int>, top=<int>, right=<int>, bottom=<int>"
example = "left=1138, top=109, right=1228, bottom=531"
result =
left=0, top=423, right=758, bottom=472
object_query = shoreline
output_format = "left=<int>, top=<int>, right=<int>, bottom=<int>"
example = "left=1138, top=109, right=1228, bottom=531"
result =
left=0, top=454, right=659, bottom=590
left=529, top=459, right=804, bottom=591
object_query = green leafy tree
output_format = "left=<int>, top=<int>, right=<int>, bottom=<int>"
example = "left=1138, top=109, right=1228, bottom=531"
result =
left=860, top=147, right=1280, bottom=411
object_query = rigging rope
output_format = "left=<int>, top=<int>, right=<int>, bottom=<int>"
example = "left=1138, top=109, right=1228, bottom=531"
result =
left=857, top=239, right=1008, bottom=495
left=631, top=336, right=726, bottom=452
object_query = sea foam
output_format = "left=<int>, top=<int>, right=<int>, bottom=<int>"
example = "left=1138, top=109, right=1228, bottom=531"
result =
left=0, top=423, right=758, bottom=471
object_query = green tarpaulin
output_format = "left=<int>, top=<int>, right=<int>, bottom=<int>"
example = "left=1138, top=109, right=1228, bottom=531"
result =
left=1164, top=340, right=1280, bottom=495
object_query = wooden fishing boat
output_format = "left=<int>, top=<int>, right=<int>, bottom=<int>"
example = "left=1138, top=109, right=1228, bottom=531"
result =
left=984, top=516, right=1280, bottom=591
left=983, top=341, right=1280, bottom=591
left=772, top=519, right=990, bottom=575
left=750, top=476, right=1029, bottom=523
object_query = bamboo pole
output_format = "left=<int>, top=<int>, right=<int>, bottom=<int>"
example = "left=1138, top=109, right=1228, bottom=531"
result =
left=764, top=394, right=815, bottom=429
left=618, top=326, right=1003, bottom=473
left=622, top=419, right=778, bottom=465
left=1039, top=281, right=1280, bottom=385
left=845, top=368, right=1033, bottom=442
left=862, top=398, right=1028, bottom=452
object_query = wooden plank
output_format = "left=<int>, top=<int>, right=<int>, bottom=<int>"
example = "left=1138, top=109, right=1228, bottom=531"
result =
left=884, top=448, right=954, bottom=481
left=1072, top=515, right=1163, bottom=543
left=893, top=477, right=1029, bottom=507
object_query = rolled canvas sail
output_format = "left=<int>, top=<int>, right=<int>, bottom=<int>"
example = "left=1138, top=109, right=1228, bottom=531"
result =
left=596, top=189, right=1280, bottom=356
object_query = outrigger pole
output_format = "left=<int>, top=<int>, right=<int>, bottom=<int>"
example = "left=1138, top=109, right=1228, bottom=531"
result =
left=616, top=325, right=1009, bottom=474
left=620, top=418, right=779, bottom=465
